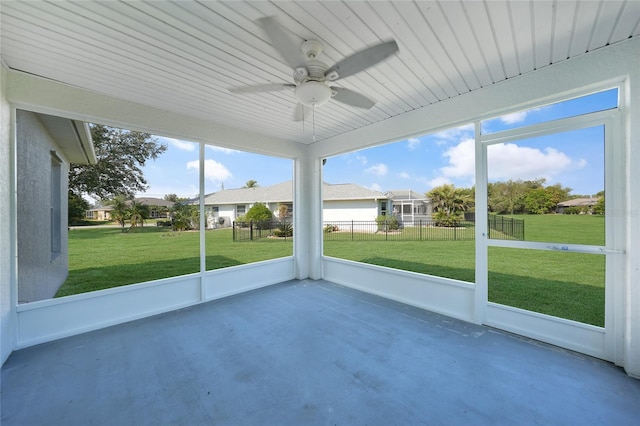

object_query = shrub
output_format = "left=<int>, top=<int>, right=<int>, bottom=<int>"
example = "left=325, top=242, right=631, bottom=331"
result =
left=245, top=203, right=274, bottom=222
left=563, top=206, right=582, bottom=215
left=273, top=221, right=293, bottom=237
left=242, top=203, right=273, bottom=230
left=433, top=211, right=463, bottom=227
left=324, top=224, right=339, bottom=233
left=376, top=215, right=400, bottom=231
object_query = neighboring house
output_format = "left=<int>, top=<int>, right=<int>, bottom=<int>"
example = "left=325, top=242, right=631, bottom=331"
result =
left=386, top=190, right=432, bottom=224
left=197, top=181, right=389, bottom=227
left=86, top=205, right=113, bottom=220
left=16, top=110, right=95, bottom=303
left=557, top=197, right=601, bottom=214
left=322, top=182, right=390, bottom=222
left=132, top=197, right=174, bottom=219
left=86, top=197, right=174, bottom=220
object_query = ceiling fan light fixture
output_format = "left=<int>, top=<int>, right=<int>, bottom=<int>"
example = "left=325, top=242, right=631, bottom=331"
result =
left=294, top=81, right=332, bottom=107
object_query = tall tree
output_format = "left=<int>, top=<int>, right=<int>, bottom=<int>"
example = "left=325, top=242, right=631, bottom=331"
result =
left=128, top=200, right=150, bottom=229
left=488, top=180, right=527, bottom=214
left=69, top=124, right=167, bottom=200
left=68, top=191, right=90, bottom=225
left=107, top=195, right=130, bottom=232
left=244, top=180, right=258, bottom=188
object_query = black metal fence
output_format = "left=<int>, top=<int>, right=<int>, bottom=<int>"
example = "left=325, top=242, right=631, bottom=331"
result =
left=488, top=215, right=525, bottom=240
left=323, top=215, right=524, bottom=242
left=233, top=219, right=293, bottom=241
left=323, top=220, right=476, bottom=242
left=233, top=215, right=524, bottom=242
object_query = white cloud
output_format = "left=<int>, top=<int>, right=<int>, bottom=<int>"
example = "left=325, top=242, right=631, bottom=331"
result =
left=356, top=154, right=368, bottom=165
left=398, top=171, right=411, bottom=179
left=187, top=159, right=232, bottom=183
left=439, top=138, right=476, bottom=178
left=427, top=137, right=585, bottom=188
left=164, top=138, right=196, bottom=151
left=497, top=107, right=546, bottom=125
left=407, top=137, right=420, bottom=150
left=426, top=176, right=452, bottom=189
left=369, top=183, right=382, bottom=192
left=432, top=123, right=474, bottom=142
left=499, top=111, right=528, bottom=124
left=206, top=145, right=237, bottom=154
left=365, top=163, right=388, bottom=177
left=487, top=144, right=579, bottom=181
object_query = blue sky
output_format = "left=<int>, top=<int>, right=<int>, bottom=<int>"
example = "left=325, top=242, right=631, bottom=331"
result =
left=139, top=89, right=616, bottom=199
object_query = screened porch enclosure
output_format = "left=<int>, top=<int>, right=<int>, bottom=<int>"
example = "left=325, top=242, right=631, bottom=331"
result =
left=1, top=2, right=640, bottom=407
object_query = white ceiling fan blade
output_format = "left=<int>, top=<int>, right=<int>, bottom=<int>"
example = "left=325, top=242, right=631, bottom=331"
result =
left=325, top=40, right=399, bottom=81
left=257, top=16, right=306, bottom=69
left=331, top=87, right=376, bottom=109
left=229, top=83, right=296, bottom=94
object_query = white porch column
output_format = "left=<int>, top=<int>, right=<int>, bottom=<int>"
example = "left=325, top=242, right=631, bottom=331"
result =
left=294, top=150, right=323, bottom=280
left=624, top=56, right=640, bottom=379
left=0, top=66, right=16, bottom=365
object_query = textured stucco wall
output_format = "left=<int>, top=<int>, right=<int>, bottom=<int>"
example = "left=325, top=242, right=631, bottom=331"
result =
left=16, top=110, right=69, bottom=303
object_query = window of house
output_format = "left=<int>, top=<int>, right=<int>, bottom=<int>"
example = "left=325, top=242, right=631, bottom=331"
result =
left=50, top=152, right=62, bottom=260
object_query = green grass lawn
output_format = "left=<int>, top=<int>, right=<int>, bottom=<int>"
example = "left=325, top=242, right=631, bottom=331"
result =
left=61, top=215, right=606, bottom=327
left=503, top=213, right=605, bottom=246
left=57, top=227, right=292, bottom=297
left=324, top=214, right=606, bottom=326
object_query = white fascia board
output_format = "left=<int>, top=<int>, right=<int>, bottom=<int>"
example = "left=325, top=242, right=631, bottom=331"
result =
left=309, top=37, right=639, bottom=160
left=5, top=70, right=304, bottom=160
left=73, top=120, right=96, bottom=165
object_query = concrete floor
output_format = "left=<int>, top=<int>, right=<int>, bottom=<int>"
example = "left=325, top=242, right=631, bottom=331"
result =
left=2, top=280, right=639, bottom=425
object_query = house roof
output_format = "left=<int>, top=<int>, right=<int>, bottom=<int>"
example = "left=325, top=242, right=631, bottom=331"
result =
left=386, top=190, right=426, bottom=201
left=201, top=181, right=387, bottom=205
left=134, top=198, right=175, bottom=208
left=558, top=197, right=600, bottom=207
left=1, top=1, right=636, bottom=146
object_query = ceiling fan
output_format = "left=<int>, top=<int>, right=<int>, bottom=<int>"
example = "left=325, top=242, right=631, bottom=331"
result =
left=229, top=16, right=399, bottom=122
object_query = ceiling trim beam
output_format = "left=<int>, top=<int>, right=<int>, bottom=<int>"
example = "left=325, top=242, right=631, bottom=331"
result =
left=309, top=37, right=638, bottom=160
left=5, top=69, right=304, bottom=159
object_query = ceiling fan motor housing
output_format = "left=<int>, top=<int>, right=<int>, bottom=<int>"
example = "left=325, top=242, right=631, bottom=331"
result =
left=294, top=81, right=332, bottom=107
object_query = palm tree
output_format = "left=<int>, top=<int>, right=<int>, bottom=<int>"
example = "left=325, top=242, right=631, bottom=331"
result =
left=244, top=180, right=258, bottom=188
left=107, top=194, right=130, bottom=232
left=427, top=184, right=472, bottom=226
left=128, top=200, right=150, bottom=229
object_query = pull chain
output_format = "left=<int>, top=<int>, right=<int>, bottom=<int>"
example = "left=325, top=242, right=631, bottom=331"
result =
left=312, top=104, right=316, bottom=142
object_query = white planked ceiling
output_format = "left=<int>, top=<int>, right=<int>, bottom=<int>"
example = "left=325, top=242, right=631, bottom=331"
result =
left=1, top=1, right=639, bottom=144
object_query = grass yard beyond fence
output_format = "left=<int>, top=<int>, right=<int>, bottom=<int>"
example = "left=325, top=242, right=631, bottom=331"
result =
left=59, top=214, right=605, bottom=327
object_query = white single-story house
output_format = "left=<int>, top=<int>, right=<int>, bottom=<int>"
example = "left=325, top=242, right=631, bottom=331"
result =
left=16, top=110, right=95, bottom=303
left=86, top=197, right=174, bottom=220
left=1, top=1, right=639, bottom=402
left=198, top=181, right=390, bottom=226
left=556, top=197, right=601, bottom=214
